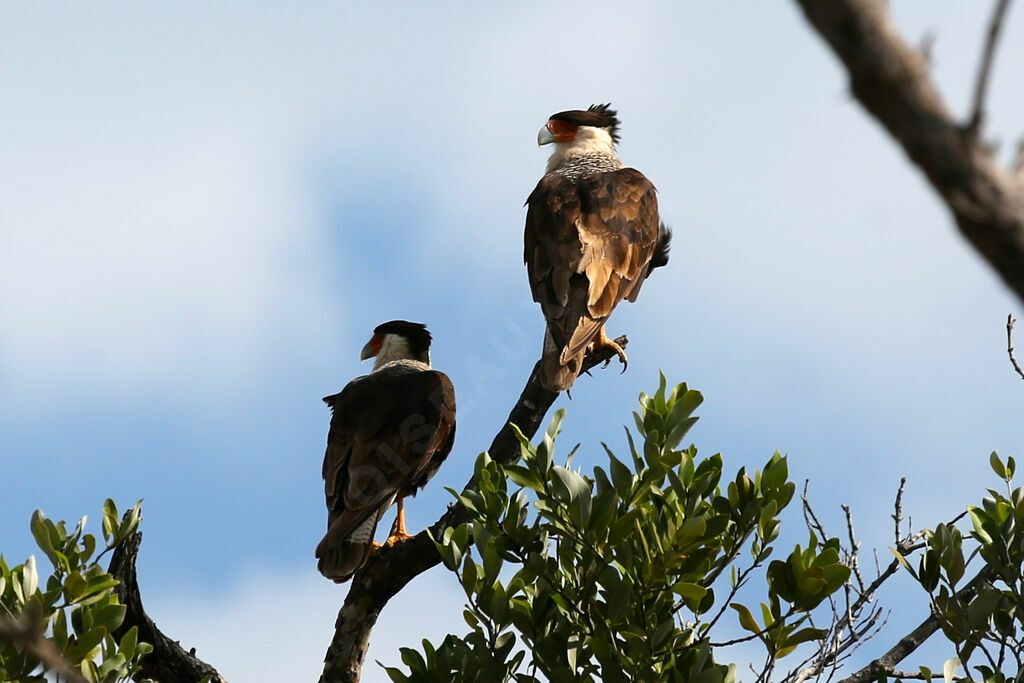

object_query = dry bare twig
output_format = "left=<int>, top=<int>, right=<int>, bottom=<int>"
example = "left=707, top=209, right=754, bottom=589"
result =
left=966, top=0, right=1014, bottom=138
left=1008, top=314, right=1024, bottom=380
left=785, top=481, right=922, bottom=683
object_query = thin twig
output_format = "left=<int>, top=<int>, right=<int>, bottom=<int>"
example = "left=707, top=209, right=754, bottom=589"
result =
left=1008, top=314, right=1024, bottom=380
left=842, top=504, right=865, bottom=595
left=966, top=0, right=1014, bottom=138
left=786, top=479, right=924, bottom=683
left=893, top=477, right=908, bottom=546
left=802, top=480, right=829, bottom=541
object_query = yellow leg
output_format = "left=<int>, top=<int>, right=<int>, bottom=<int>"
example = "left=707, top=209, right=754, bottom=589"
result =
left=385, top=497, right=413, bottom=545
left=593, top=326, right=628, bottom=372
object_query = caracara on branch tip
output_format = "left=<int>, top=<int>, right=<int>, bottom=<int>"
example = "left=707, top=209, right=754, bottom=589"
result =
left=525, top=103, right=671, bottom=392
left=315, top=320, right=456, bottom=583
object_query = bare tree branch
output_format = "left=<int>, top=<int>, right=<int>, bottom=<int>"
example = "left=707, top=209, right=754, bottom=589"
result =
left=892, top=477, right=907, bottom=546
left=836, top=566, right=994, bottom=683
left=0, top=616, right=88, bottom=683
left=793, top=0, right=1024, bottom=305
left=108, top=532, right=229, bottom=683
left=319, top=337, right=629, bottom=683
left=1008, top=314, right=1024, bottom=380
left=785, top=481, right=923, bottom=683
left=966, top=0, right=1014, bottom=138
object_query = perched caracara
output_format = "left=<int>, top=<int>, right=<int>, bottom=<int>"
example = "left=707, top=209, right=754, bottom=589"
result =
left=525, top=103, right=670, bottom=392
left=315, top=321, right=456, bottom=583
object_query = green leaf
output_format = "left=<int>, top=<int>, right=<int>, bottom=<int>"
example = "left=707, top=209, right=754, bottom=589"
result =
left=782, top=626, right=828, bottom=649
left=987, top=454, right=1003, bottom=481
left=98, top=649, right=128, bottom=678
left=504, top=465, right=544, bottom=492
left=30, top=511, right=56, bottom=566
left=115, top=500, right=143, bottom=544
left=119, top=625, right=139, bottom=661
left=672, top=582, right=707, bottom=610
left=102, top=499, right=118, bottom=544
left=399, top=646, right=427, bottom=674
left=730, top=603, right=760, bottom=634
left=66, top=627, right=108, bottom=664
left=606, top=449, right=634, bottom=499
left=92, top=602, right=127, bottom=632
left=967, top=506, right=995, bottom=545
left=890, top=547, right=917, bottom=578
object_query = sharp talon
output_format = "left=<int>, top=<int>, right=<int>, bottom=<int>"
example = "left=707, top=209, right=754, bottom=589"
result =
left=384, top=532, right=413, bottom=547
left=370, top=540, right=384, bottom=551
left=592, top=327, right=629, bottom=371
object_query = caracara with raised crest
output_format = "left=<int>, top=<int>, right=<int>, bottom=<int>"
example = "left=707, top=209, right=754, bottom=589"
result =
left=315, top=320, right=456, bottom=583
left=526, top=103, right=671, bottom=392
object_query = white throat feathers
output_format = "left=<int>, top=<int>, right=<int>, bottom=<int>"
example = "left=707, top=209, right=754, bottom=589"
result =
left=372, top=334, right=431, bottom=371
left=546, top=125, right=620, bottom=174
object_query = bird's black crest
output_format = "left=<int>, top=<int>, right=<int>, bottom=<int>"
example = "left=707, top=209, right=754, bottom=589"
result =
left=549, top=103, right=621, bottom=144
left=373, top=320, right=433, bottom=356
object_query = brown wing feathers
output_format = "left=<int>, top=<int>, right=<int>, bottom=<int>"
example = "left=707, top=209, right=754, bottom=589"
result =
left=526, top=168, right=661, bottom=390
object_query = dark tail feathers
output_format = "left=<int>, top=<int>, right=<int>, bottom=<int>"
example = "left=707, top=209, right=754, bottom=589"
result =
left=649, top=222, right=672, bottom=272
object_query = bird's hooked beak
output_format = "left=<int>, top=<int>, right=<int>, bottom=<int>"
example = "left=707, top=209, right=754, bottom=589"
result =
left=360, top=334, right=383, bottom=361
left=537, top=122, right=557, bottom=146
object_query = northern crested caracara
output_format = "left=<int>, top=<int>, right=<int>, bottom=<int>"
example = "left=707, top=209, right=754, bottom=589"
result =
left=315, top=320, right=456, bottom=583
left=526, top=103, right=671, bottom=392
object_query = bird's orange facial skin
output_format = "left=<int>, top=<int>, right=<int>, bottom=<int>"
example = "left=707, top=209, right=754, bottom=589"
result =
left=547, top=119, right=577, bottom=143
left=360, top=333, right=384, bottom=361
left=366, top=334, right=383, bottom=357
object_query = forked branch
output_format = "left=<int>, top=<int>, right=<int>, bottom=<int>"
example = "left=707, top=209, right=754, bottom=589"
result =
left=793, top=0, right=1024, bottom=305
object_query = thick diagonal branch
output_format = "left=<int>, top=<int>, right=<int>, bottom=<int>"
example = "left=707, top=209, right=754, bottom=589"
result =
left=318, top=337, right=628, bottom=683
left=794, top=0, right=1024, bottom=305
left=109, top=532, right=228, bottom=683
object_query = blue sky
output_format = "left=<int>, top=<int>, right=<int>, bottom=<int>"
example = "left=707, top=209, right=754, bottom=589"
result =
left=2, top=3, right=1024, bottom=680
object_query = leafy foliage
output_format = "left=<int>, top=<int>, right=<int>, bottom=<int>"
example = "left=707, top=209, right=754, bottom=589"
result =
left=896, top=453, right=1024, bottom=682
left=384, top=376, right=851, bottom=681
left=0, top=499, right=151, bottom=682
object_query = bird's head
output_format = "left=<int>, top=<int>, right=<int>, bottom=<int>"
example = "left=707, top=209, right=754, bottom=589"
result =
left=361, top=320, right=433, bottom=370
left=538, top=104, right=620, bottom=167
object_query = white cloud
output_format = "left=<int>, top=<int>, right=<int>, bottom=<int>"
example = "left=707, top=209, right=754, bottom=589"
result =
left=150, top=566, right=468, bottom=683
left=0, top=10, right=343, bottom=411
